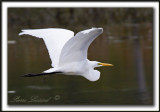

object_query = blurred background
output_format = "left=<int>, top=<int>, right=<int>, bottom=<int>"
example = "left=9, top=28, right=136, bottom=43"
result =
left=8, top=8, right=153, bottom=105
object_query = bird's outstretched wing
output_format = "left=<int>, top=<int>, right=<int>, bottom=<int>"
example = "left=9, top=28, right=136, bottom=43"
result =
left=59, top=28, right=103, bottom=66
left=19, top=28, right=74, bottom=67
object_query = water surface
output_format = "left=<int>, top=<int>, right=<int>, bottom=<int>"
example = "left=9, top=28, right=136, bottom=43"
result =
left=8, top=30, right=153, bottom=105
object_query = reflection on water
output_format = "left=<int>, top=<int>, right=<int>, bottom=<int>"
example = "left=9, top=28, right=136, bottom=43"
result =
left=8, top=28, right=153, bottom=105
left=27, top=85, right=52, bottom=90
left=8, top=40, right=16, bottom=44
left=8, top=91, right=16, bottom=94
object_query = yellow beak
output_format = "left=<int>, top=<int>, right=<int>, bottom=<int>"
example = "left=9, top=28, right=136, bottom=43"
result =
left=98, top=63, right=113, bottom=66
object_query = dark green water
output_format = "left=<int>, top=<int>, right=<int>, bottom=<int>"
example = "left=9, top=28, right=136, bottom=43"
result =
left=8, top=31, right=153, bottom=105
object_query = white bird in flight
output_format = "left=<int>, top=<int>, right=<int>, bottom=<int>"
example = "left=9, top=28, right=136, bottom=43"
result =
left=19, top=27, right=113, bottom=81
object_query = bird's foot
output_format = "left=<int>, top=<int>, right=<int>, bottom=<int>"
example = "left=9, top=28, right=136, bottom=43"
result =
left=22, top=73, right=36, bottom=77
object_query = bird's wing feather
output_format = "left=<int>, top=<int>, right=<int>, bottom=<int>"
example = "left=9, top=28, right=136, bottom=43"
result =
left=59, top=28, right=103, bottom=66
left=19, top=28, right=74, bottom=67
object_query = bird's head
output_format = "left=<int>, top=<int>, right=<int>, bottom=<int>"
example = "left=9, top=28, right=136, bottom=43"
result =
left=91, top=61, right=113, bottom=68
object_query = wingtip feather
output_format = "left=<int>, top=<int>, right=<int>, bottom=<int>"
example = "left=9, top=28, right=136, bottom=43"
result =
left=19, top=32, right=24, bottom=36
left=19, top=29, right=27, bottom=36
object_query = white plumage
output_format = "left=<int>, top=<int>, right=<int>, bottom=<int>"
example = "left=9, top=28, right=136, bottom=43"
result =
left=19, top=27, right=113, bottom=81
left=19, top=28, right=74, bottom=67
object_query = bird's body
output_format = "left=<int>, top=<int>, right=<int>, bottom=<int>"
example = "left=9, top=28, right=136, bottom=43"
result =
left=19, top=27, right=113, bottom=81
left=43, top=59, right=100, bottom=81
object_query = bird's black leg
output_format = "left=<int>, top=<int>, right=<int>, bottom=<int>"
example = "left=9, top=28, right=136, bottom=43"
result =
left=22, top=72, right=63, bottom=77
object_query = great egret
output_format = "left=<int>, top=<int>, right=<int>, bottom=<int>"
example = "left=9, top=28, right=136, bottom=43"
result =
left=19, top=27, right=113, bottom=81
